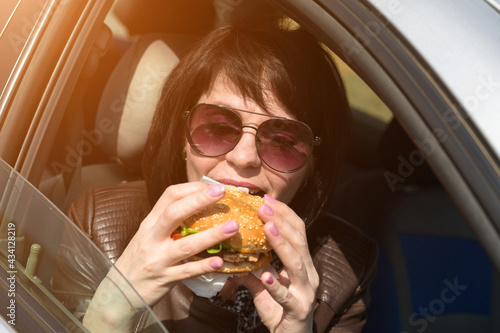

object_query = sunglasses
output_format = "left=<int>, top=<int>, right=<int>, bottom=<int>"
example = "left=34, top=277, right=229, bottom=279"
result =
left=183, top=103, right=321, bottom=173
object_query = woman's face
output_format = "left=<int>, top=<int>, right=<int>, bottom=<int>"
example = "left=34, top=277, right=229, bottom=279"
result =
left=185, top=76, right=310, bottom=204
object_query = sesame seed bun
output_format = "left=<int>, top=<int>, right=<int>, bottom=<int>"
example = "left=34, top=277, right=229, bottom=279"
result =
left=182, top=186, right=272, bottom=273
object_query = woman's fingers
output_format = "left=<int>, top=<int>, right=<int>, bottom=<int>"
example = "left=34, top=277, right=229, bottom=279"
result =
left=261, top=272, right=290, bottom=305
left=114, top=182, right=244, bottom=304
left=145, top=220, right=240, bottom=288
left=259, top=198, right=319, bottom=289
left=147, top=182, right=207, bottom=218
left=165, top=256, right=225, bottom=281
left=259, top=199, right=306, bottom=254
left=116, top=218, right=239, bottom=305
left=144, top=183, right=227, bottom=239
left=260, top=271, right=315, bottom=330
left=263, top=221, right=310, bottom=284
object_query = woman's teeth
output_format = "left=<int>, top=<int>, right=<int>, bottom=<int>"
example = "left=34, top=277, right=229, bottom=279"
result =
left=249, top=190, right=266, bottom=197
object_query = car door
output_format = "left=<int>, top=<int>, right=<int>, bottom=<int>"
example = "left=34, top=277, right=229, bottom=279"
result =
left=272, top=0, right=500, bottom=332
left=0, top=0, right=167, bottom=331
left=0, top=0, right=111, bottom=184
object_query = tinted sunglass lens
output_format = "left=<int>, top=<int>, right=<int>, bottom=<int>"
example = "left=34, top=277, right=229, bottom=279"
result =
left=257, top=119, right=313, bottom=172
left=186, top=104, right=316, bottom=172
left=188, top=105, right=241, bottom=156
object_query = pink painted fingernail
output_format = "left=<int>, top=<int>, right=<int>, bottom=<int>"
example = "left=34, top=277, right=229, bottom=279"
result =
left=210, top=258, right=223, bottom=269
left=208, top=184, right=225, bottom=197
left=265, top=273, right=274, bottom=285
left=263, top=204, right=274, bottom=216
left=222, top=220, right=239, bottom=234
left=264, top=194, right=277, bottom=203
left=268, top=222, right=280, bottom=237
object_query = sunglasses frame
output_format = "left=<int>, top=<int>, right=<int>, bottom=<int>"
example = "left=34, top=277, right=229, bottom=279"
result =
left=182, top=103, right=321, bottom=173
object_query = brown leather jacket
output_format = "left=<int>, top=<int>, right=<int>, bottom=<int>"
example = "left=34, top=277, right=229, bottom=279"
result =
left=52, top=181, right=377, bottom=333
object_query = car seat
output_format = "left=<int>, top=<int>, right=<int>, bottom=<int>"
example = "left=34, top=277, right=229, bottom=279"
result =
left=40, top=0, right=262, bottom=209
left=330, top=118, right=500, bottom=332
left=40, top=33, right=198, bottom=209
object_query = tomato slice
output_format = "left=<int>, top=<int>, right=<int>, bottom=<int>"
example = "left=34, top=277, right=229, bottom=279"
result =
left=171, top=230, right=183, bottom=240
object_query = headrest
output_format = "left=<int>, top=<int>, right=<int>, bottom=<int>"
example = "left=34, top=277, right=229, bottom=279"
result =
left=378, top=119, right=438, bottom=185
left=96, top=34, right=196, bottom=169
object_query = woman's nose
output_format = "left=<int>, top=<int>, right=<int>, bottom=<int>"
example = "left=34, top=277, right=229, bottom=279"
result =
left=225, top=130, right=261, bottom=170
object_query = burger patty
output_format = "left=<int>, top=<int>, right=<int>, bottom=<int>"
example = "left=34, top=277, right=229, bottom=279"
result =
left=224, top=252, right=260, bottom=263
left=195, top=248, right=269, bottom=264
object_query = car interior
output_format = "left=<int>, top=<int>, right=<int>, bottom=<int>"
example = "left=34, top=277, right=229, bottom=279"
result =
left=21, top=0, right=498, bottom=332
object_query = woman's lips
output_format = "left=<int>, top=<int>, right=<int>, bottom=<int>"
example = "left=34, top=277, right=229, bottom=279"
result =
left=216, top=179, right=266, bottom=197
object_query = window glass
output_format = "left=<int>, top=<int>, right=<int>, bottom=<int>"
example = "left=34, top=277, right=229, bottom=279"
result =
left=0, top=0, right=48, bottom=92
left=333, top=55, right=392, bottom=123
left=0, top=158, right=166, bottom=331
left=0, top=1, right=21, bottom=30
left=285, top=17, right=391, bottom=123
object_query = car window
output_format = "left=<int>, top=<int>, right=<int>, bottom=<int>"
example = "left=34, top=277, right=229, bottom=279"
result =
left=279, top=18, right=392, bottom=124
left=0, top=0, right=48, bottom=93
left=333, top=55, right=392, bottom=123
left=0, top=1, right=20, bottom=30
left=0, top=158, right=167, bottom=332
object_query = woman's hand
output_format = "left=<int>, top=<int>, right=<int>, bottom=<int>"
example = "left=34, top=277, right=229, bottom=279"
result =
left=115, top=182, right=240, bottom=305
left=232, top=196, right=319, bottom=333
left=83, top=182, right=239, bottom=331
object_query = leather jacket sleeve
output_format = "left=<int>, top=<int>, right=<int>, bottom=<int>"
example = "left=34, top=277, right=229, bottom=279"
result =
left=309, top=214, right=378, bottom=333
left=51, top=181, right=150, bottom=319
left=51, top=226, right=112, bottom=320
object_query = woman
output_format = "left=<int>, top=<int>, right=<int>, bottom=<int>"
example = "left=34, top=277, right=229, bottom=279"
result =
left=60, top=21, right=377, bottom=333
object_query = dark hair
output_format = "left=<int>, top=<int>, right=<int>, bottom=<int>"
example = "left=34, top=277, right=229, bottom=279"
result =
left=143, top=21, right=351, bottom=227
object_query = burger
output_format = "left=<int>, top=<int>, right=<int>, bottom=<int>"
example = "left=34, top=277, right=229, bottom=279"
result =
left=171, top=186, right=273, bottom=273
